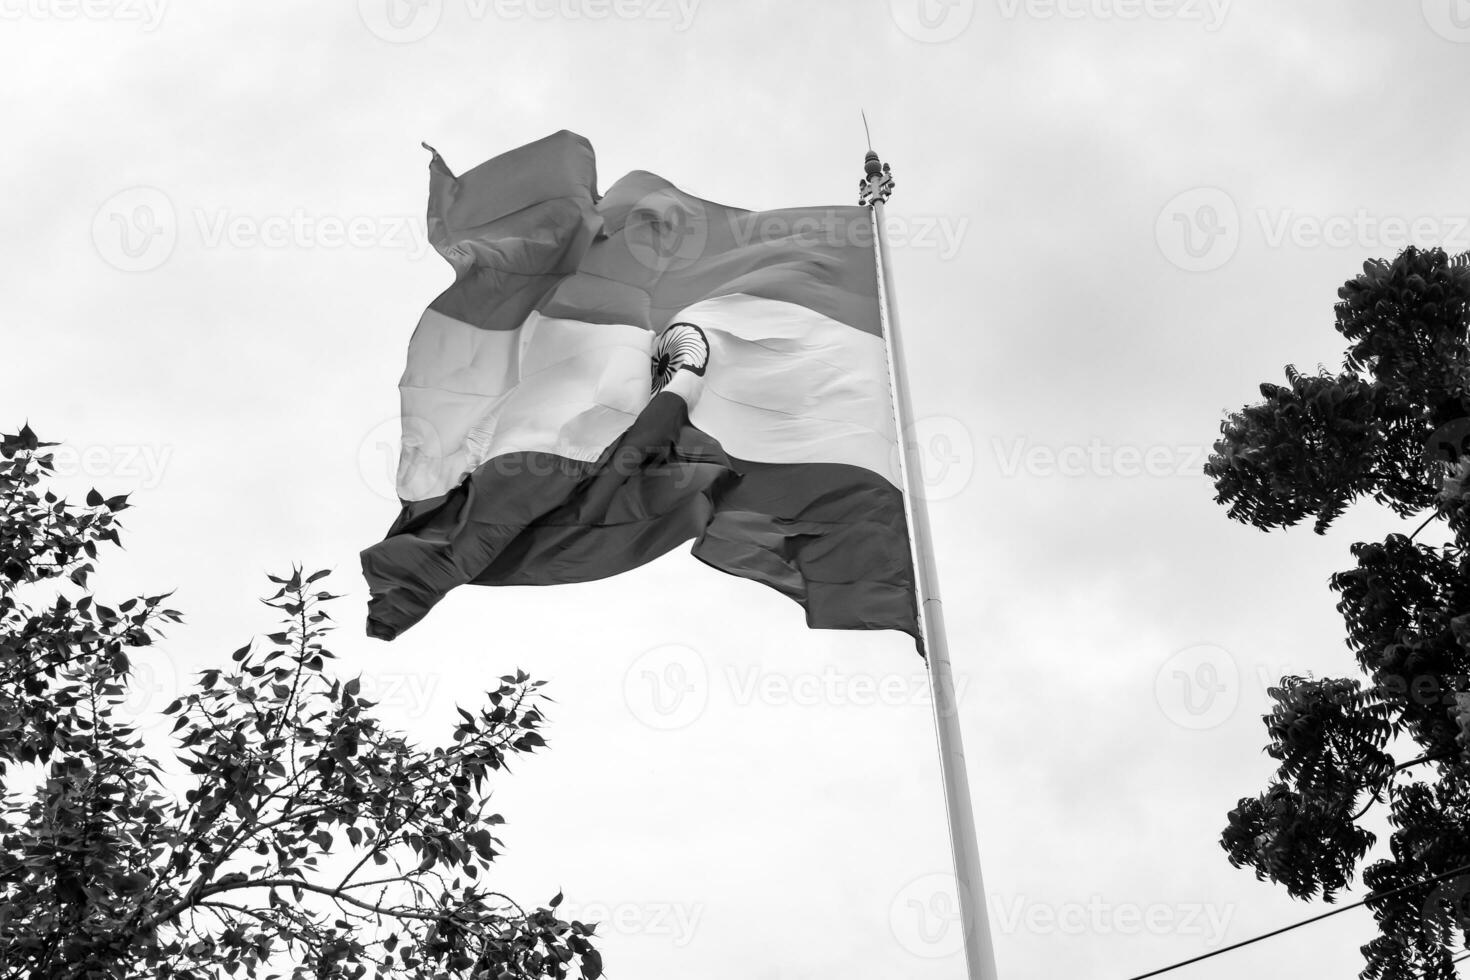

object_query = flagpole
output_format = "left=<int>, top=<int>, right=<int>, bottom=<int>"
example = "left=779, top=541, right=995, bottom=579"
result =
left=861, top=150, right=1001, bottom=980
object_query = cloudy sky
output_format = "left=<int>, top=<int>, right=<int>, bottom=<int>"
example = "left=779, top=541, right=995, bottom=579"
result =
left=7, top=0, right=1470, bottom=976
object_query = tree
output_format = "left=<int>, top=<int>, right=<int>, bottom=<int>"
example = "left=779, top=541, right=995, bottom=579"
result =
left=0, top=425, right=602, bottom=979
left=1205, top=246, right=1470, bottom=978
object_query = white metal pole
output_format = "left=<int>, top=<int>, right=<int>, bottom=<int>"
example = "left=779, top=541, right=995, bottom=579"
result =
left=862, top=150, right=1000, bottom=980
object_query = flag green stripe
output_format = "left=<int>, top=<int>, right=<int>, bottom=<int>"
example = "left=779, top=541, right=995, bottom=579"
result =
left=361, top=392, right=917, bottom=645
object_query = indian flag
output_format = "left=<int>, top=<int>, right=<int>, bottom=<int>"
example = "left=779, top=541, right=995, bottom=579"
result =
left=360, top=131, right=919, bottom=646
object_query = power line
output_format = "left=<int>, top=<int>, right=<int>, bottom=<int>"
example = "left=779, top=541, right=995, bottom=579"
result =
left=1125, top=862, right=1470, bottom=980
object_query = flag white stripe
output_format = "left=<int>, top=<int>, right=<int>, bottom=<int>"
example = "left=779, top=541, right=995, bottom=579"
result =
left=395, top=294, right=899, bottom=500
left=674, top=293, right=898, bottom=485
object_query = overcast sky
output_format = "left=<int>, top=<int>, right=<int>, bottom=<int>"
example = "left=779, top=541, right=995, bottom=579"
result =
left=7, top=1, right=1470, bottom=977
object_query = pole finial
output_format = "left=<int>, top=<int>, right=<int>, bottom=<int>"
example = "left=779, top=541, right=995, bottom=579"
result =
left=858, top=153, right=895, bottom=207
left=857, top=111, right=895, bottom=206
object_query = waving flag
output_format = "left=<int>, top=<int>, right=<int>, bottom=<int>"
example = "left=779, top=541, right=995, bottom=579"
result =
left=361, top=130, right=918, bottom=645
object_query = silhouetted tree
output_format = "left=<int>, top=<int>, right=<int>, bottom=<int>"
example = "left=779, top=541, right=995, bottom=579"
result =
left=1206, top=247, right=1470, bottom=979
left=0, top=425, right=601, bottom=979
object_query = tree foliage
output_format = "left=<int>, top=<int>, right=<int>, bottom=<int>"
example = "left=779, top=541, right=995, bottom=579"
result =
left=0, top=425, right=602, bottom=979
left=1206, top=246, right=1470, bottom=978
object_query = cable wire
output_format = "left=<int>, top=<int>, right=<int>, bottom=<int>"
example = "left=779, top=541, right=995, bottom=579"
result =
left=1124, top=862, right=1470, bottom=979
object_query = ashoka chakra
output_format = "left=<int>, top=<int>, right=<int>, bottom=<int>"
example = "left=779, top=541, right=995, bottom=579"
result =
left=651, top=322, right=709, bottom=393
